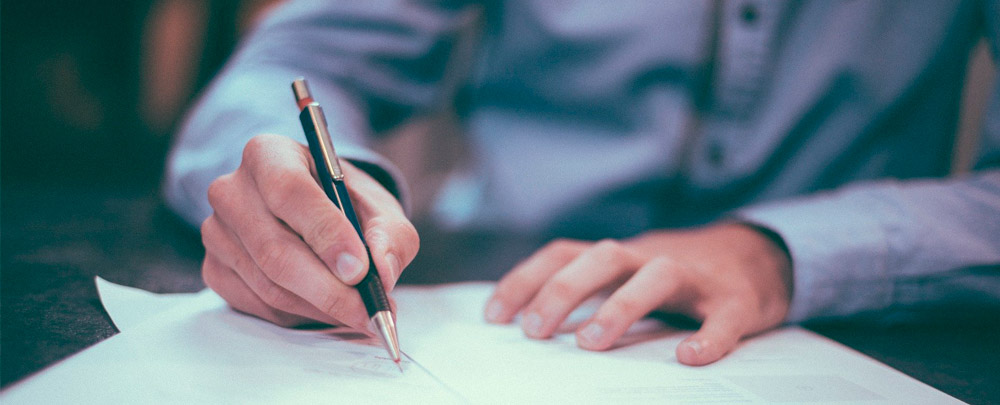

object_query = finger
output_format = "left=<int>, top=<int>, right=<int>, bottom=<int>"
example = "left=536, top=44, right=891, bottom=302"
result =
left=485, top=239, right=587, bottom=324
left=207, top=169, right=370, bottom=330
left=574, top=257, right=683, bottom=350
left=240, top=135, right=369, bottom=285
left=676, top=305, right=747, bottom=366
left=520, top=240, right=641, bottom=339
left=203, top=253, right=316, bottom=328
left=342, top=162, right=419, bottom=290
left=202, top=214, right=340, bottom=325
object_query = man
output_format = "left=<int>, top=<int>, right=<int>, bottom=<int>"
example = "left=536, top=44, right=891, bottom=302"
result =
left=165, top=1, right=1000, bottom=366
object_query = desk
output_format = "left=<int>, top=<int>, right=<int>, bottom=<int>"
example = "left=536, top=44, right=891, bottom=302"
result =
left=2, top=184, right=998, bottom=403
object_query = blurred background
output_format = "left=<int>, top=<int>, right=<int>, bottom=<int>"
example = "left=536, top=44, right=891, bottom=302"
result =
left=1, top=0, right=282, bottom=386
left=2, top=0, right=280, bottom=187
left=1, top=0, right=468, bottom=217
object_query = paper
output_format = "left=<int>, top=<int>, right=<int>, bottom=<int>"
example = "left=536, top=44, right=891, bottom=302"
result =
left=95, top=276, right=209, bottom=331
left=2, top=280, right=962, bottom=404
left=392, top=284, right=962, bottom=404
left=5, top=281, right=460, bottom=404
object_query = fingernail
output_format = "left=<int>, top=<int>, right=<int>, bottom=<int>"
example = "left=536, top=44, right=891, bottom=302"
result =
left=685, top=340, right=703, bottom=355
left=384, top=252, right=401, bottom=282
left=484, top=299, right=504, bottom=323
left=523, top=312, right=543, bottom=337
left=578, top=323, right=605, bottom=346
left=335, top=253, right=364, bottom=282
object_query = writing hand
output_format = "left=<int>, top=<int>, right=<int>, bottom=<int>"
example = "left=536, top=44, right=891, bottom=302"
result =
left=484, top=223, right=792, bottom=366
left=200, top=134, right=419, bottom=329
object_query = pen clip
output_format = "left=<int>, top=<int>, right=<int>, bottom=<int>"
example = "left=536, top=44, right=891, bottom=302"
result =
left=293, top=77, right=345, bottom=181
left=303, top=104, right=345, bottom=181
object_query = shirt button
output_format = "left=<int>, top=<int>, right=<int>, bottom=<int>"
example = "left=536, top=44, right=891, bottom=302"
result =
left=708, top=142, right=725, bottom=167
left=740, top=3, right=759, bottom=25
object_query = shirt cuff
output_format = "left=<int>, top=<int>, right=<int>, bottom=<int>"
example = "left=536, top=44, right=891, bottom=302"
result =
left=733, top=194, right=896, bottom=323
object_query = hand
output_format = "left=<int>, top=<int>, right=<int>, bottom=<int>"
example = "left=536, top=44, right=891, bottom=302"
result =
left=484, top=223, right=792, bottom=366
left=200, top=134, right=419, bottom=330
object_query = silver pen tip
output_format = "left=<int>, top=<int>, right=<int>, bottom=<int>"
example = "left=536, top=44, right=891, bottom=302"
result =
left=372, top=311, right=401, bottom=364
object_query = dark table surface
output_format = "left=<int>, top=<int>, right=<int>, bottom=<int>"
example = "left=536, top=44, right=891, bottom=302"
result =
left=2, top=184, right=998, bottom=403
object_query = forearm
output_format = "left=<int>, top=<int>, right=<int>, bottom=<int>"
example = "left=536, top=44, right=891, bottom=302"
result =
left=163, top=0, right=476, bottom=225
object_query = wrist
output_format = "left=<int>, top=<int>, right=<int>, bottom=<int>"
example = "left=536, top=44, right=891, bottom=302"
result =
left=729, top=222, right=794, bottom=303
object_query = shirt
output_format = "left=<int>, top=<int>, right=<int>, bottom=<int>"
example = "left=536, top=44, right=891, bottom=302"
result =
left=165, top=0, right=1000, bottom=323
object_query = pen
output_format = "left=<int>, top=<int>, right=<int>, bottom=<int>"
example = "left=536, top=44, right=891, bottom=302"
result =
left=291, top=77, right=402, bottom=371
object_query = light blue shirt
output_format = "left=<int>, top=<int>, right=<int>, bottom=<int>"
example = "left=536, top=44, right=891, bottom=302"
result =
left=165, top=0, right=1000, bottom=323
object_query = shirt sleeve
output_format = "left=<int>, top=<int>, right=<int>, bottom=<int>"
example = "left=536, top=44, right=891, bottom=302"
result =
left=737, top=3, right=1000, bottom=322
left=163, top=0, right=478, bottom=226
left=737, top=171, right=1000, bottom=323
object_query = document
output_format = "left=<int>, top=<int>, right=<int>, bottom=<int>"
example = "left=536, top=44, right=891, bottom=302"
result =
left=2, top=280, right=962, bottom=404
left=95, top=276, right=209, bottom=330
left=6, top=279, right=461, bottom=403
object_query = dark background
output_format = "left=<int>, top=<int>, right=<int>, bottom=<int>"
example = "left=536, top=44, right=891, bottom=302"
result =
left=2, top=0, right=278, bottom=386
left=2, top=1, right=999, bottom=403
left=2, top=1, right=269, bottom=187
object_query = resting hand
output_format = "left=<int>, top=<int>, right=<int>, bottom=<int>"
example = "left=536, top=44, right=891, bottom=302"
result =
left=200, top=134, right=419, bottom=329
left=484, top=223, right=792, bottom=366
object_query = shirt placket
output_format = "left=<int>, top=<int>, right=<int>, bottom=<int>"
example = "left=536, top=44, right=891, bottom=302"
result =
left=698, top=0, right=786, bottom=178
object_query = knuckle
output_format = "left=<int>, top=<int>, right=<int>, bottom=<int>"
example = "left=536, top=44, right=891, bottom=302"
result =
left=527, top=238, right=581, bottom=266
left=242, top=135, right=275, bottom=163
left=364, top=216, right=393, bottom=241
left=199, top=216, right=213, bottom=236
left=206, top=175, right=234, bottom=209
left=199, top=217, right=217, bottom=247
left=201, top=259, right=220, bottom=291
left=317, top=293, right=349, bottom=322
left=491, top=279, right=516, bottom=298
left=259, top=284, right=294, bottom=311
left=606, top=296, right=643, bottom=318
left=257, top=244, right=296, bottom=283
left=303, top=217, right=345, bottom=251
left=365, top=215, right=388, bottom=229
left=591, top=239, right=626, bottom=263
left=404, top=223, right=420, bottom=247
left=504, top=269, right=536, bottom=289
left=368, top=217, right=420, bottom=259
left=393, top=220, right=420, bottom=250
left=493, top=277, right=527, bottom=302
left=545, top=276, right=577, bottom=303
left=646, top=257, right=679, bottom=278
left=230, top=251, right=256, bottom=275
left=546, top=238, right=577, bottom=257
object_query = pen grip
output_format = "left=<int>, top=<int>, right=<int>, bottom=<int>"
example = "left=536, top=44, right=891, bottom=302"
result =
left=359, top=247, right=391, bottom=317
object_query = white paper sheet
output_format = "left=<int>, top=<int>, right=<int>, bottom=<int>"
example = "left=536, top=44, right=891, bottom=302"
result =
left=393, top=283, right=963, bottom=404
left=2, top=280, right=962, bottom=404
left=95, top=276, right=207, bottom=331
left=6, top=281, right=460, bottom=404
